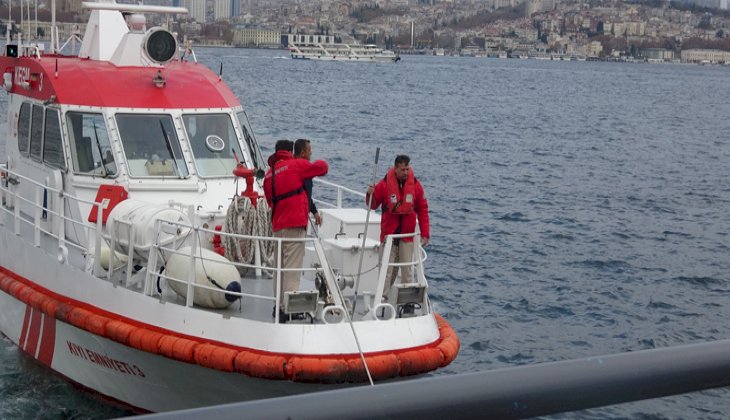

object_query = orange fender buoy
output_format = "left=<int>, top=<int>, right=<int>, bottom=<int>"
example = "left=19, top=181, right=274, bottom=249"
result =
left=105, top=320, right=136, bottom=345
left=234, top=352, right=288, bottom=379
left=54, top=302, right=73, bottom=323
left=397, top=347, right=444, bottom=377
left=194, top=343, right=237, bottom=372
left=434, top=314, right=460, bottom=366
left=0, top=275, right=14, bottom=292
left=16, top=287, right=34, bottom=305
left=27, top=291, right=46, bottom=310
left=67, top=307, right=93, bottom=330
left=129, top=329, right=165, bottom=354
left=347, top=353, right=400, bottom=381
left=10, top=282, right=29, bottom=299
left=40, top=297, right=59, bottom=317
left=158, top=336, right=197, bottom=364
left=84, top=314, right=109, bottom=336
left=287, top=356, right=349, bottom=383
left=437, top=336, right=459, bottom=366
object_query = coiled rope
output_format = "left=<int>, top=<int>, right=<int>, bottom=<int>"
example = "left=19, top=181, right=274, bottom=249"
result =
left=223, top=196, right=275, bottom=275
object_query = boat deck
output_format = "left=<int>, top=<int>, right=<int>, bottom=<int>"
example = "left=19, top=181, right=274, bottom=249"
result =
left=0, top=173, right=429, bottom=327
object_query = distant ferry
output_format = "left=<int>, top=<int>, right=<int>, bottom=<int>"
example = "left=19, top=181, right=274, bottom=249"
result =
left=289, top=43, right=400, bottom=63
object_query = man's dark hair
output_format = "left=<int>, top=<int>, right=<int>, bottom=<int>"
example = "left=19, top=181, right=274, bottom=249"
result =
left=275, top=139, right=294, bottom=152
left=394, top=154, right=410, bottom=166
left=294, top=138, right=310, bottom=157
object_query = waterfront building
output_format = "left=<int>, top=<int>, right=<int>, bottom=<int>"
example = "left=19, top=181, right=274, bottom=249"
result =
left=642, top=48, right=674, bottom=60
left=233, top=28, right=280, bottom=47
left=681, top=48, right=730, bottom=63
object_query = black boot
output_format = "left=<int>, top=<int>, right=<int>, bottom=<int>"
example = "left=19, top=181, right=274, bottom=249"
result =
left=273, top=306, right=288, bottom=324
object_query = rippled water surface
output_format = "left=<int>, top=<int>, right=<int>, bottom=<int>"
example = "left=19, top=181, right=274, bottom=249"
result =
left=1, top=48, right=729, bottom=419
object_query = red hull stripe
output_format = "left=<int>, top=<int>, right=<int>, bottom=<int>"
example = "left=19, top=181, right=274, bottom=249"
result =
left=38, top=312, right=56, bottom=366
left=18, top=305, right=32, bottom=349
left=0, top=268, right=459, bottom=383
left=24, top=308, right=43, bottom=355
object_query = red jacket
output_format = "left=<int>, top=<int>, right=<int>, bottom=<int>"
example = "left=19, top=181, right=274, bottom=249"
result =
left=264, top=150, right=328, bottom=231
left=366, top=168, right=429, bottom=243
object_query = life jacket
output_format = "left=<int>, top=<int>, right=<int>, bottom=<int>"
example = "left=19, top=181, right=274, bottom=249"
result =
left=269, top=154, right=305, bottom=215
left=385, top=167, right=415, bottom=215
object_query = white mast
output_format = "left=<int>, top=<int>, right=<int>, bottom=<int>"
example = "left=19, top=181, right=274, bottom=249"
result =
left=26, top=0, right=30, bottom=41
left=6, top=0, right=10, bottom=44
left=52, top=0, right=57, bottom=52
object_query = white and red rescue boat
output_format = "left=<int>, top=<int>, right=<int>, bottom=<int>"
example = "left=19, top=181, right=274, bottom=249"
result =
left=0, top=1, right=458, bottom=413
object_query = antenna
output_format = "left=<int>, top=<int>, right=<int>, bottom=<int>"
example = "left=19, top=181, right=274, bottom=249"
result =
left=51, top=0, right=56, bottom=53
left=6, top=0, right=10, bottom=44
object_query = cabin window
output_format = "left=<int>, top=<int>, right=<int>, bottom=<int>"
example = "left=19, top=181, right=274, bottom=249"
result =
left=17, top=102, right=31, bottom=155
left=236, top=111, right=265, bottom=170
left=182, top=113, right=244, bottom=177
left=116, top=114, right=188, bottom=178
left=43, top=108, right=65, bottom=169
left=66, top=112, right=117, bottom=177
left=29, top=104, right=44, bottom=161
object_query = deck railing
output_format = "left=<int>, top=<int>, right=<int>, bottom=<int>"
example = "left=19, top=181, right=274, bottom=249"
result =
left=0, top=165, right=429, bottom=323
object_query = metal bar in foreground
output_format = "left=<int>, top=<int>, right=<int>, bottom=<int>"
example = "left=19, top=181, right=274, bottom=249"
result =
left=137, top=339, right=730, bottom=420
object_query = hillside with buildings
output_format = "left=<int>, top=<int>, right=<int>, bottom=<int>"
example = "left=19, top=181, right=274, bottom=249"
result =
left=2, top=0, right=730, bottom=62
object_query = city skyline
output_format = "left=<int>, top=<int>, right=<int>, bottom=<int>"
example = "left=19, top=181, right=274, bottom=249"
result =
left=1, top=0, right=729, bottom=63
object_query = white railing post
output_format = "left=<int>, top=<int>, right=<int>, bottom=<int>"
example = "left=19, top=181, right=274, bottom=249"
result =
left=274, top=237, right=282, bottom=323
left=336, top=187, right=343, bottom=208
left=125, top=224, right=136, bottom=287
left=375, top=236, right=393, bottom=305
left=107, top=219, right=117, bottom=282
left=93, top=203, right=104, bottom=277
left=144, top=220, right=162, bottom=297
left=186, top=226, right=198, bottom=307
left=13, top=185, right=20, bottom=236
left=414, top=234, right=428, bottom=288
left=57, top=191, right=66, bottom=264
left=185, top=205, right=197, bottom=307
left=33, top=185, right=41, bottom=247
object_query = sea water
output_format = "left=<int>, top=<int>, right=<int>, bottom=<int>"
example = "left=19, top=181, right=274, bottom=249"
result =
left=1, top=48, right=729, bottom=419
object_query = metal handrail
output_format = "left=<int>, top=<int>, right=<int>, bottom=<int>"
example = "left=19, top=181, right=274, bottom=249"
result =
left=150, top=219, right=342, bottom=321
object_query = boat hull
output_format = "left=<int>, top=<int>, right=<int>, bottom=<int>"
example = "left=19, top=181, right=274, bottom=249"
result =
left=0, top=288, right=338, bottom=412
left=0, top=223, right=458, bottom=412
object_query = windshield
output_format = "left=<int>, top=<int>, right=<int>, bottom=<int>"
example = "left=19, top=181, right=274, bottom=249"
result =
left=236, top=111, right=266, bottom=170
left=66, top=112, right=117, bottom=177
left=116, top=114, right=188, bottom=178
left=182, top=113, right=244, bottom=177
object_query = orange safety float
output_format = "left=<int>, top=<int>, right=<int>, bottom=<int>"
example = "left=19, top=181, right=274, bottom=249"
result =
left=0, top=271, right=460, bottom=383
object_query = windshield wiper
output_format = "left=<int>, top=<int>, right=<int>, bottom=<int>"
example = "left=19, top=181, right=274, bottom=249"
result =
left=159, top=120, right=182, bottom=178
left=92, top=121, right=109, bottom=178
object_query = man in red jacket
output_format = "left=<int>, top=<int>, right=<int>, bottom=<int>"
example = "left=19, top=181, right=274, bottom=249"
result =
left=366, top=154, right=430, bottom=300
left=264, top=140, right=328, bottom=316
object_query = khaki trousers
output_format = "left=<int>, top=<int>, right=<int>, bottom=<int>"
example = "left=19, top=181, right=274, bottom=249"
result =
left=273, top=227, right=306, bottom=304
left=381, top=240, right=415, bottom=298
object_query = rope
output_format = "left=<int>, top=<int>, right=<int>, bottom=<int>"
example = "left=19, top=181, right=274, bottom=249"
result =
left=223, top=195, right=275, bottom=275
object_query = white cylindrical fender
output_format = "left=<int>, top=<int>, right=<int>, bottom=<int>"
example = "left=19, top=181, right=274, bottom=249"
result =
left=165, top=247, right=242, bottom=309
left=105, top=200, right=191, bottom=260
left=99, top=244, right=128, bottom=270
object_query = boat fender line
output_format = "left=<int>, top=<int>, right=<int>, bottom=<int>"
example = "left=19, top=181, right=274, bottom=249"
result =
left=0, top=271, right=460, bottom=383
left=223, top=195, right=274, bottom=274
